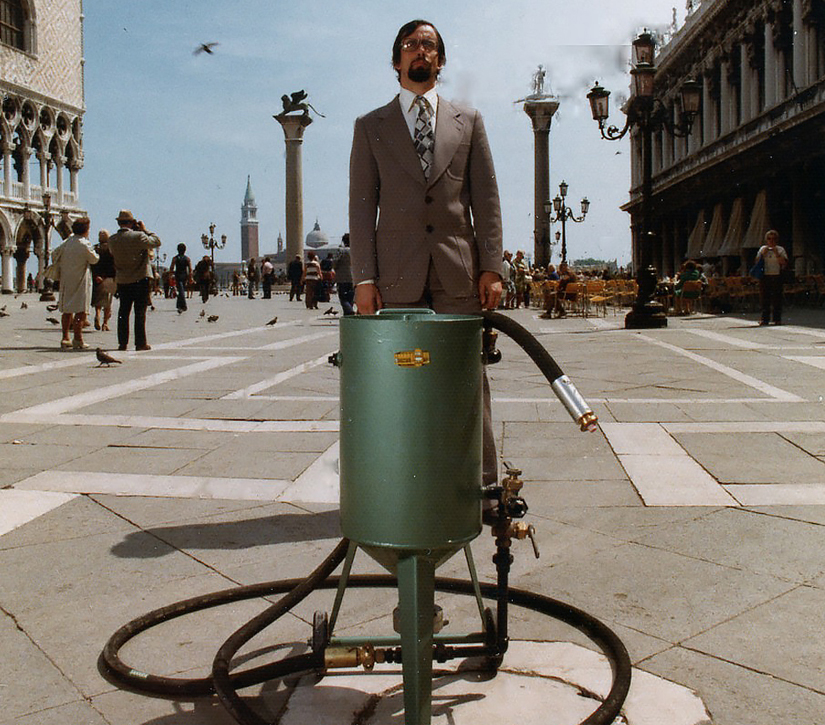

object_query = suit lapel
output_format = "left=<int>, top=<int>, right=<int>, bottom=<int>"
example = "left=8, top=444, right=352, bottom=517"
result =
left=429, top=97, right=464, bottom=188
left=378, top=97, right=427, bottom=186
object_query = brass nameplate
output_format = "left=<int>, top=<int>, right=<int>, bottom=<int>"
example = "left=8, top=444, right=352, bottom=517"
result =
left=394, top=349, right=431, bottom=367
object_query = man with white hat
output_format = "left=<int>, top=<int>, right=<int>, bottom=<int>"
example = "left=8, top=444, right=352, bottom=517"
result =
left=108, top=210, right=161, bottom=351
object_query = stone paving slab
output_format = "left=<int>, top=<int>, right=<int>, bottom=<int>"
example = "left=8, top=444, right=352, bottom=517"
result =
left=2, top=297, right=825, bottom=724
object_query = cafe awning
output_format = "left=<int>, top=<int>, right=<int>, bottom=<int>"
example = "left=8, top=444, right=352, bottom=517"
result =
left=685, top=209, right=706, bottom=260
left=700, top=203, right=726, bottom=257
left=718, top=197, right=745, bottom=255
left=743, top=190, right=771, bottom=248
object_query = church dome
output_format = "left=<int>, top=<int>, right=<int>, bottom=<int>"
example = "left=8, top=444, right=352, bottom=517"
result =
left=305, top=220, right=329, bottom=249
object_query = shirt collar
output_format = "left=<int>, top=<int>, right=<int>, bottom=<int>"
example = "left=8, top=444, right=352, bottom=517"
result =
left=399, top=86, right=438, bottom=115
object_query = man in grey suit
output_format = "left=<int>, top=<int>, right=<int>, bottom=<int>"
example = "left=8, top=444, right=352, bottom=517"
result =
left=108, top=209, right=161, bottom=351
left=349, top=19, right=503, bottom=486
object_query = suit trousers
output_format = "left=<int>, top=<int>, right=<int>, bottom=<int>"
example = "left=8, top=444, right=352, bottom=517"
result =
left=117, top=278, right=150, bottom=349
left=383, top=260, right=498, bottom=486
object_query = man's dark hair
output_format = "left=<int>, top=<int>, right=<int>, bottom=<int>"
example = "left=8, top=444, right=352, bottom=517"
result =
left=177, top=243, right=186, bottom=254
left=392, top=19, right=445, bottom=79
left=71, top=217, right=90, bottom=235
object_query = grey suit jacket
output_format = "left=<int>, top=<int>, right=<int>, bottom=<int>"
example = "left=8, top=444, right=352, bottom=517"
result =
left=349, top=95, right=502, bottom=303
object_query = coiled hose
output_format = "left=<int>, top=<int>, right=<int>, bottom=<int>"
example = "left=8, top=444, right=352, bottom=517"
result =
left=99, top=311, right=630, bottom=725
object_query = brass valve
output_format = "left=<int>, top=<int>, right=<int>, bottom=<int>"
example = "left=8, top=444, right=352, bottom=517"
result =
left=324, top=644, right=379, bottom=671
left=510, top=522, right=540, bottom=559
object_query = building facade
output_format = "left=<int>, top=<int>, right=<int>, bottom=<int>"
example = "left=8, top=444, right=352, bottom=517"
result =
left=0, top=0, right=86, bottom=293
left=626, top=0, right=825, bottom=277
left=240, top=175, right=259, bottom=263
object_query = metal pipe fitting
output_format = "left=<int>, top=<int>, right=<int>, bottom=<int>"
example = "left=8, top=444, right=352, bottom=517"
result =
left=551, top=375, right=599, bottom=431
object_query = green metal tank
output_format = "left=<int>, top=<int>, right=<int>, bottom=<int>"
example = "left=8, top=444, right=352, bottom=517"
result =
left=338, top=310, right=483, bottom=570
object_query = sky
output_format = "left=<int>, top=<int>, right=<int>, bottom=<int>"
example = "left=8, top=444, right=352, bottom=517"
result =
left=80, top=0, right=687, bottom=267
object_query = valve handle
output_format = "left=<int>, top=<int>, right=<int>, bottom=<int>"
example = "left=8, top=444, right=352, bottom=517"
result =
left=527, top=525, right=540, bottom=559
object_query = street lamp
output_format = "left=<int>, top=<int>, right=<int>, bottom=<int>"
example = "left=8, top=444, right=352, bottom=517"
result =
left=155, top=252, right=167, bottom=276
left=201, top=223, right=227, bottom=292
left=24, top=191, right=58, bottom=301
left=587, top=30, right=701, bottom=329
left=543, top=180, right=589, bottom=265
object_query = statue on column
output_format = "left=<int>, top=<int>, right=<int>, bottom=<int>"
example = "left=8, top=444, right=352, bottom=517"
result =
left=276, top=90, right=325, bottom=119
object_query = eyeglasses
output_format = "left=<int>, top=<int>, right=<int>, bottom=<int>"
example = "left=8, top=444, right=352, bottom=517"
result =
left=400, top=38, right=438, bottom=53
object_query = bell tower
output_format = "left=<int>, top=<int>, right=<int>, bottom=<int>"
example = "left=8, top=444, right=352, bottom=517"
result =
left=240, top=176, right=259, bottom=261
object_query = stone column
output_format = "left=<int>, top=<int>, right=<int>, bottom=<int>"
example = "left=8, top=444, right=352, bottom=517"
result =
left=765, top=19, right=778, bottom=106
left=1, top=247, right=13, bottom=294
left=522, top=98, right=559, bottom=267
left=740, top=43, right=753, bottom=121
left=702, top=67, right=714, bottom=144
left=20, top=144, right=31, bottom=200
left=2, top=142, right=12, bottom=197
left=54, top=152, right=64, bottom=205
left=14, top=248, right=28, bottom=293
left=37, top=151, right=48, bottom=191
left=719, top=58, right=732, bottom=136
left=274, top=113, right=313, bottom=263
left=793, top=0, right=808, bottom=87
left=69, top=160, right=80, bottom=200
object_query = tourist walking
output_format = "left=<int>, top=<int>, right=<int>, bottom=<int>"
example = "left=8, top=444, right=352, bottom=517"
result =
left=91, top=229, right=115, bottom=331
left=754, top=229, right=789, bottom=325
left=108, top=209, right=161, bottom=351
left=303, top=251, right=321, bottom=309
left=194, top=255, right=213, bottom=303
left=247, top=257, right=258, bottom=299
left=335, top=234, right=355, bottom=315
left=53, top=217, right=98, bottom=350
left=287, top=254, right=304, bottom=301
left=171, top=244, right=192, bottom=312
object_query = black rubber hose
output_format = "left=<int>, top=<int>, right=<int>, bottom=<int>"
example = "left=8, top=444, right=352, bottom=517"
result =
left=482, top=310, right=565, bottom=383
left=100, top=561, right=631, bottom=725
left=211, top=539, right=348, bottom=725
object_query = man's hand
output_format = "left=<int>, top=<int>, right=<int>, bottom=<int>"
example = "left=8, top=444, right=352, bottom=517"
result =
left=355, top=283, right=383, bottom=315
left=478, top=271, right=502, bottom=310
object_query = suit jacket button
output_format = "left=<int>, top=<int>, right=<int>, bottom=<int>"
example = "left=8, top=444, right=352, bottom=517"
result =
left=425, top=224, right=434, bottom=233
left=425, top=195, right=433, bottom=204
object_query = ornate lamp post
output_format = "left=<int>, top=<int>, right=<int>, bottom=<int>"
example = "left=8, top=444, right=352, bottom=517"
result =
left=587, top=31, right=701, bottom=329
left=543, top=180, right=589, bottom=265
left=25, top=191, right=57, bottom=301
left=201, top=223, right=227, bottom=294
left=155, top=252, right=167, bottom=276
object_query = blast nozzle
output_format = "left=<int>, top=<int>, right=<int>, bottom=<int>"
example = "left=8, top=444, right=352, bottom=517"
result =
left=551, top=375, right=598, bottom=432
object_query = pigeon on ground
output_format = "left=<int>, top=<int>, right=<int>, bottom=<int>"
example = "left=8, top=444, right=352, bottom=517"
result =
left=96, top=348, right=122, bottom=366
left=0, top=304, right=6, bottom=312
left=207, top=315, right=219, bottom=322
left=199, top=309, right=206, bottom=317
left=46, top=304, right=59, bottom=312
left=46, top=317, right=59, bottom=324
left=323, top=307, right=339, bottom=316
left=194, top=42, right=219, bottom=55
left=266, top=316, right=278, bottom=326
left=0, top=309, right=9, bottom=318
left=20, top=302, right=27, bottom=309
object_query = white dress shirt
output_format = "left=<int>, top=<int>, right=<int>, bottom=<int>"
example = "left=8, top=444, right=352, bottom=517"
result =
left=398, top=86, right=439, bottom=140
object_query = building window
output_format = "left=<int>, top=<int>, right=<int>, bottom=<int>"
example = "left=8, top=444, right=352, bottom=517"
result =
left=0, top=0, right=25, bottom=50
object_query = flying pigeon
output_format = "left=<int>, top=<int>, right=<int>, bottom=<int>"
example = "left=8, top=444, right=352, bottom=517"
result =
left=46, top=317, right=60, bottom=324
left=194, top=42, right=219, bottom=55
left=266, top=316, right=278, bottom=326
left=46, top=304, right=59, bottom=312
left=207, top=315, right=219, bottom=322
left=323, top=307, right=339, bottom=316
left=96, top=348, right=122, bottom=367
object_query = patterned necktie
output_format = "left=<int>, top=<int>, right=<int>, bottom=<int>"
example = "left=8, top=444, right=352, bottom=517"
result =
left=413, top=95, right=434, bottom=180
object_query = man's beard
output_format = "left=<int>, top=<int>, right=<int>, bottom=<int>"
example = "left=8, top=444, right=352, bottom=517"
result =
left=408, top=64, right=434, bottom=83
